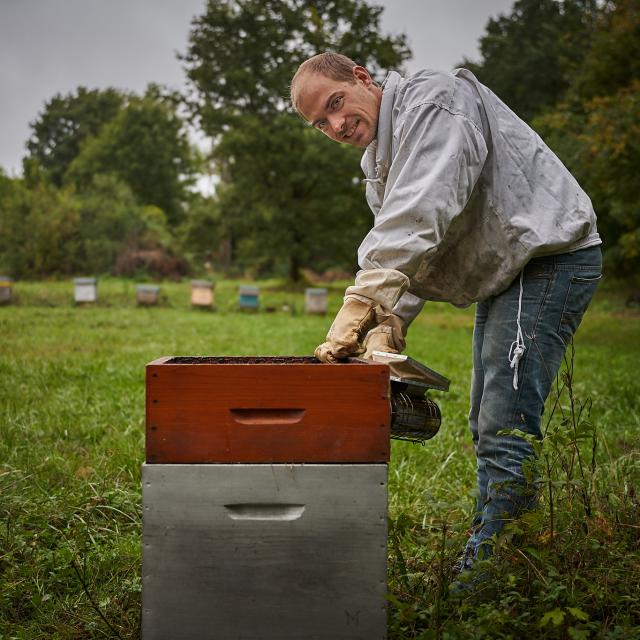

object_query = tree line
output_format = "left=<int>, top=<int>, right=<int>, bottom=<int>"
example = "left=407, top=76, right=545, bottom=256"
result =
left=0, top=0, right=637, bottom=282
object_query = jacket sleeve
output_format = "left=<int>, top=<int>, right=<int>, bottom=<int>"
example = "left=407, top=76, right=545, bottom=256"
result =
left=357, top=101, right=488, bottom=281
left=392, top=290, right=425, bottom=332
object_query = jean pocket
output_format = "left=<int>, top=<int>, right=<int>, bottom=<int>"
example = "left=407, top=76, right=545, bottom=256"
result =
left=557, top=272, right=602, bottom=344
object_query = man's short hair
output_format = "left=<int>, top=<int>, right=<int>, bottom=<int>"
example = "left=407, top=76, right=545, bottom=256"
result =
left=290, top=52, right=359, bottom=113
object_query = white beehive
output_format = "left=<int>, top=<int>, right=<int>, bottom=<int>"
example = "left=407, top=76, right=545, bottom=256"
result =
left=74, top=278, right=97, bottom=303
left=305, top=287, right=328, bottom=314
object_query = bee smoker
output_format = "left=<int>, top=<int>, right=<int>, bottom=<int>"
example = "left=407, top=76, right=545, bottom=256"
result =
left=370, top=351, right=450, bottom=444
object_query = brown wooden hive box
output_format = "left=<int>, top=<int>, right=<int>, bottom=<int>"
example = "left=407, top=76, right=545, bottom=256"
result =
left=145, top=356, right=391, bottom=463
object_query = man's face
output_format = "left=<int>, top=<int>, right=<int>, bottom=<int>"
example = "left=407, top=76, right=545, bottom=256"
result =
left=296, top=67, right=382, bottom=148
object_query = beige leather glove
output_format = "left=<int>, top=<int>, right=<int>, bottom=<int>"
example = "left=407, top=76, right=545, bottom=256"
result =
left=362, top=314, right=406, bottom=359
left=314, top=296, right=379, bottom=363
left=314, top=268, right=410, bottom=364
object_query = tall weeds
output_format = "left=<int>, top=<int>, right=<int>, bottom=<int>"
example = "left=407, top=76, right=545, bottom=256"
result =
left=387, top=341, right=640, bottom=639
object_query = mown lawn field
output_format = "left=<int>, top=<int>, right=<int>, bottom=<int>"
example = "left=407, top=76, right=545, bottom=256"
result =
left=1, top=278, right=639, bottom=639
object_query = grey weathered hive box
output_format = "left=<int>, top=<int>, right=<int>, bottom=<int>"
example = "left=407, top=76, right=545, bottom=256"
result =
left=137, top=284, right=160, bottom=306
left=0, top=276, right=12, bottom=304
left=142, top=356, right=390, bottom=640
left=73, top=277, right=97, bottom=303
left=305, top=287, right=328, bottom=314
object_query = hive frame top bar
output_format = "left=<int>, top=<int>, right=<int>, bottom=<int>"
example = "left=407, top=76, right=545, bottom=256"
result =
left=369, top=351, right=450, bottom=391
left=148, top=355, right=370, bottom=365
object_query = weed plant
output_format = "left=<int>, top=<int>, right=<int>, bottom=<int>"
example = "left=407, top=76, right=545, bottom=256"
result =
left=0, top=279, right=638, bottom=638
left=386, top=342, right=640, bottom=639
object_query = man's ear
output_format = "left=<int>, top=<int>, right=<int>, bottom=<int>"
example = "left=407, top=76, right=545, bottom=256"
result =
left=352, top=65, right=372, bottom=86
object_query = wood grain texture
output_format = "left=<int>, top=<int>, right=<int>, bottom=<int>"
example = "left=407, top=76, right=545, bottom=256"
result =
left=146, top=357, right=390, bottom=463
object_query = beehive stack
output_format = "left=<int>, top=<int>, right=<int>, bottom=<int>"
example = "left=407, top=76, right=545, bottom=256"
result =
left=142, top=356, right=390, bottom=640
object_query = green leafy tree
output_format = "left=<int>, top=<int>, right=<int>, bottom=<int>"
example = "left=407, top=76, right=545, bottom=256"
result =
left=461, top=0, right=599, bottom=122
left=0, top=171, right=26, bottom=275
left=0, top=177, right=81, bottom=277
left=534, top=0, right=640, bottom=278
left=182, top=0, right=411, bottom=279
left=213, top=114, right=370, bottom=279
left=73, top=174, right=167, bottom=274
left=26, top=87, right=124, bottom=186
left=571, top=0, right=640, bottom=100
left=0, top=169, right=177, bottom=277
left=182, top=0, right=410, bottom=135
left=178, top=192, right=225, bottom=268
left=66, top=88, right=196, bottom=227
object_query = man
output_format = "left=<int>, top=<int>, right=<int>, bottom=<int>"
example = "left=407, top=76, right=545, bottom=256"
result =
left=290, top=52, right=602, bottom=574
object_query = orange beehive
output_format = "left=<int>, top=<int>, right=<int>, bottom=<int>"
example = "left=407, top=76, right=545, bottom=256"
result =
left=145, top=356, right=391, bottom=464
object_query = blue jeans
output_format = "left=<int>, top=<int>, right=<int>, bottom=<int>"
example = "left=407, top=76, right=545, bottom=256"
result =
left=467, top=245, right=602, bottom=558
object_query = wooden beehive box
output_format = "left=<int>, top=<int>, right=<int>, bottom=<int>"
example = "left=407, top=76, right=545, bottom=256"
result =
left=305, top=287, right=328, bottom=314
left=145, top=356, right=390, bottom=463
left=0, top=276, right=12, bottom=304
left=73, top=277, right=97, bottom=303
left=238, top=285, right=259, bottom=310
left=137, top=284, right=160, bottom=306
left=190, top=280, right=214, bottom=307
left=143, top=356, right=391, bottom=639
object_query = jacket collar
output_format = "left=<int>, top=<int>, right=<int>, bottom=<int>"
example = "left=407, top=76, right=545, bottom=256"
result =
left=362, top=71, right=402, bottom=179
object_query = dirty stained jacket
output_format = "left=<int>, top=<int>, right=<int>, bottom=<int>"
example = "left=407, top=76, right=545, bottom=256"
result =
left=358, top=69, right=601, bottom=325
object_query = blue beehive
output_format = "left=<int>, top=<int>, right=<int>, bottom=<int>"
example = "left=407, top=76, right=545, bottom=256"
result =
left=239, top=285, right=259, bottom=310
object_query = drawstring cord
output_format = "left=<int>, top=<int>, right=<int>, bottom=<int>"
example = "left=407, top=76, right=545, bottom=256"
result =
left=508, top=270, right=526, bottom=390
left=363, top=176, right=384, bottom=185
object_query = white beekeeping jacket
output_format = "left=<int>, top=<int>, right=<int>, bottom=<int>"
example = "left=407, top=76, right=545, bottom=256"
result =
left=358, top=69, right=600, bottom=320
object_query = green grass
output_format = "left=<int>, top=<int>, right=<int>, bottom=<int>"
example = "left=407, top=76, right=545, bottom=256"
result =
left=1, top=279, right=639, bottom=638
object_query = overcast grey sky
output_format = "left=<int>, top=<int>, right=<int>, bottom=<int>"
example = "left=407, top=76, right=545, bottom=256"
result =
left=0, top=0, right=514, bottom=176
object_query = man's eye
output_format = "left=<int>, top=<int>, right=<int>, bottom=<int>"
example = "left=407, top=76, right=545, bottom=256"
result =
left=317, top=121, right=327, bottom=131
left=331, top=96, right=343, bottom=109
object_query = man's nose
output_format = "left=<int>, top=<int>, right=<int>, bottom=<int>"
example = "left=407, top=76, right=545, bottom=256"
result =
left=328, top=114, right=345, bottom=137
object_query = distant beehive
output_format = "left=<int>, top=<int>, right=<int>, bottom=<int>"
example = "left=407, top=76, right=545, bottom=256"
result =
left=137, top=284, right=160, bottom=306
left=74, top=278, right=97, bottom=303
left=191, top=280, right=214, bottom=307
left=239, top=285, right=259, bottom=310
left=305, top=288, right=328, bottom=315
left=0, top=276, right=12, bottom=304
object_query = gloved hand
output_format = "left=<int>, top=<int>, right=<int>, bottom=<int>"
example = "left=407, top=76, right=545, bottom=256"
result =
left=314, top=296, right=379, bottom=363
left=314, top=268, right=410, bottom=364
left=362, top=314, right=406, bottom=359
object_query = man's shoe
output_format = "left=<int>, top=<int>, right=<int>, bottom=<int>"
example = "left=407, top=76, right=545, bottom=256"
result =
left=449, top=546, right=493, bottom=596
left=452, top=545, right=475, bottom=575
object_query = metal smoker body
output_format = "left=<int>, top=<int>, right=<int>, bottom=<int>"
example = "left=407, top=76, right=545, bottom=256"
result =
left=370, top=351, right=450, bottom=444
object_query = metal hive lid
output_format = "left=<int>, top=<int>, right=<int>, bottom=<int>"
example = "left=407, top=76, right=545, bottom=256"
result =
left=370, top=351, right=450, bottom=391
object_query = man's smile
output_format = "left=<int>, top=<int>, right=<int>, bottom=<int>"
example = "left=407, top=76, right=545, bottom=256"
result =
left=343, top=118, right=359, bottom=140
